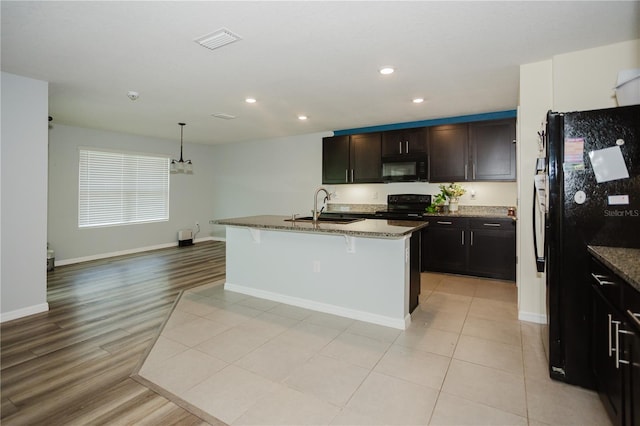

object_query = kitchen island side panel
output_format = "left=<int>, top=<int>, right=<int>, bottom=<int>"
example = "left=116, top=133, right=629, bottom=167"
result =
left=224, top=226, right=410, bottom=329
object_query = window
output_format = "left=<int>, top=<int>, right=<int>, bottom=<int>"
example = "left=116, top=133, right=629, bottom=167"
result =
left=79, top=148, right=170, bottom=228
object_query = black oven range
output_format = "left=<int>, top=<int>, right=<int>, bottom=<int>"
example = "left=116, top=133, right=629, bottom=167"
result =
left=375, top=194, right=431, bottom=220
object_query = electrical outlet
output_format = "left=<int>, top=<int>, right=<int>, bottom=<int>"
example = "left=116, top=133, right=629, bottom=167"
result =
left=313, top=260, right=321, bottom=273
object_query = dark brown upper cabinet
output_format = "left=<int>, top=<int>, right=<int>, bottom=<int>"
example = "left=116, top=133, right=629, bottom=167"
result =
left=428, top=118, right=516, bottom=182
left=322, top=133, right=382, bottom=184
left=428, top=124, right=469, bottom=182
left=322, top=135, right=350, bottom=184
left=468, top=119, right=516, bottom=181
left=382, top=127, right=427, bottom=156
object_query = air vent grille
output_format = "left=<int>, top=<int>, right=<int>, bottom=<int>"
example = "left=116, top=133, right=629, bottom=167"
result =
left=212, top=113, right=237, bottom=120
left=195, top=28, right=242, bottom=51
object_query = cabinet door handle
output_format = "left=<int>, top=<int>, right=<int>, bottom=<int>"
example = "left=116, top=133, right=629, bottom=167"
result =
left=436, top=221, right=452, bottom=225
left=591, top=273, right=616, bottom=286
left=483, top=223, right=501, bottom=227
left=618, top=327, right=633, bottom=367
left=351, top=169, right=354, bottom=182
left=345, top=169, right=349, bottom=182
left=627, top=310, right=640, bottom=328
left=399, top=142, right=402, bottom=154
left=608, top=314, right=613, bottom=357
left=464, top=164, right=468, bottom=180
left=613, top=319, right=620, bottom=368
left=461, top=230, right=465, bottom=245
left=472, top=163, right=476, bottom=180
left=470, top=230, right=474, bottom=246
left=613, top=321, right=633, bottom=368
left=406, top=141, right=409, bottom=154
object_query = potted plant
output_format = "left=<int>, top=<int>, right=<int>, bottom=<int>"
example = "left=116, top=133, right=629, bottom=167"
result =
left=439, top=182, right=466, bottom=212
left=426, top=192, right=446, bottom=213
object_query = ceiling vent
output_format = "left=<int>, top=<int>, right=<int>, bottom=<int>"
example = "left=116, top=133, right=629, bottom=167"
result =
left=195, top=28, right=242, bottom=51
left=212, top=113, right=237, bottom=120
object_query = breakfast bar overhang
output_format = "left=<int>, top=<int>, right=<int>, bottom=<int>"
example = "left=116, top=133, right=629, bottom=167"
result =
left=212, top=215, right=428, bottom=329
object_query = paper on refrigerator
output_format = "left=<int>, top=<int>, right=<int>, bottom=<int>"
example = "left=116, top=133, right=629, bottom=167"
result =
left=588, top=146, right=630, bottom=183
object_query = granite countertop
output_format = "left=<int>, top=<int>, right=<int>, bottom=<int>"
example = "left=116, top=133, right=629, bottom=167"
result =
left=588, top=245, right=640, bottom=292
left=212, top=215, right=428, bottom=239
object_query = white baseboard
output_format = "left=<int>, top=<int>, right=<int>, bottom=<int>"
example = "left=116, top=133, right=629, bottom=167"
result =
left=1, top=303, right=49, bottom=323
left=56, top=237, right=219, bottom=266
left=519, top=310, right=547, bottom=324
left=225, top=282, right=409, bottom=330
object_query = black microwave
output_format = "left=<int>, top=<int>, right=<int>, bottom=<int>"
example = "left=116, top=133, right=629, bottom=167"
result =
left=381, top=154, right=428, bottom=182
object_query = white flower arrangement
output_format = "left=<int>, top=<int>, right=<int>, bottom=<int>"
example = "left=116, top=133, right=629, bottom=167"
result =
left=439, top=182, right=466, bottom=200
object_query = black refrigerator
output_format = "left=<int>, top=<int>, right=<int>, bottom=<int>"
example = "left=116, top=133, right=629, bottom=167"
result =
left=540, top=104, right=640, bottom=389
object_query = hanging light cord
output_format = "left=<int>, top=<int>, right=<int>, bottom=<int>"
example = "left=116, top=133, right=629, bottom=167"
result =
left=178, top=122, right=185, bottom=163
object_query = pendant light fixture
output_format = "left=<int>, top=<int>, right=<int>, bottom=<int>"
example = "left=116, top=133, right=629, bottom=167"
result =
left=170, top=122, right=193, bottom=174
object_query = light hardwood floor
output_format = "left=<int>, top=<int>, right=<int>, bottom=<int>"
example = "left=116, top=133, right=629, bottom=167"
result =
left=1, top=241, right=226, bottom=425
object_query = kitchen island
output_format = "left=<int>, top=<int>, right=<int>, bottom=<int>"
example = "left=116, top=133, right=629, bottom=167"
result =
left=211, top=215, right=428, bottom=329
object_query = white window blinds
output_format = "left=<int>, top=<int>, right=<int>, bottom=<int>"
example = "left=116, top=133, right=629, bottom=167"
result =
left=79, top=149, right=170, bottom=228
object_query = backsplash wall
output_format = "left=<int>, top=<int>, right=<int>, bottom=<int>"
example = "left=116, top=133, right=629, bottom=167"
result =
left=327, top=181, right=517, bottom=207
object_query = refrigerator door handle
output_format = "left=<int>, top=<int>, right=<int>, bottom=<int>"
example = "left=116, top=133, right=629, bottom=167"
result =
left=533, top=184, right=545, bottom=272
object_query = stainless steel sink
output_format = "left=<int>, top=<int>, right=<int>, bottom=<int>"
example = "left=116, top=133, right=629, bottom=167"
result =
left=284, top=216, right=364, bottom=224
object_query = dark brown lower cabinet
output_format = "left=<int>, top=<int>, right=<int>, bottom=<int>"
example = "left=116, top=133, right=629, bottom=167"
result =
left=467, top=219, right=516, bottom=280
left=422, top=217, right=467, bottom=272
left=591, top=256, right=640, bottom=426
left=592, top=285, right=624, bottom=425
left=422, top=217, right=515, bottom=281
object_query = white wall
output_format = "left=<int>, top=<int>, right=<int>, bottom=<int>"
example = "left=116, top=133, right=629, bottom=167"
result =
left=209, top=131, right=331, bottom=236
left=553, top=39, right=639, bottom=112
left=1, top=72, right=49, bottom=322
left=517, top=39, right=640, bottom=323
left=517, top=60, right=553, bottom=323
left=48, top=124, right=218, bottom=262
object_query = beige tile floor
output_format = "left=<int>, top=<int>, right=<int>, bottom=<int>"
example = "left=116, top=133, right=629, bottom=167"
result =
left=136, top=273, right=611, bottom=426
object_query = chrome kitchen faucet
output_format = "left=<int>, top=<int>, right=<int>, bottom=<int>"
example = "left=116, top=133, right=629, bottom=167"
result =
left=312, top=187, right=330, bottom=222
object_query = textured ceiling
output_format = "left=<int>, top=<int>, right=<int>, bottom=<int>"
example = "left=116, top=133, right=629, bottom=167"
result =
left=2, top=1, right=638, bottom=145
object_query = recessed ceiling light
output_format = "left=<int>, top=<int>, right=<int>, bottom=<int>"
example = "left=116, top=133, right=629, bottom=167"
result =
left=298, top=115, right=308, bottom=120
left=379, top=67, right=395, bottom=75
left=412, top=98, right=424, bottom=104
left=245, top=98, right=257, bottom=104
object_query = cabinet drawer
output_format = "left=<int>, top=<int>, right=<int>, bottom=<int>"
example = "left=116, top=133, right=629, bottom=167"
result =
left=468, top=218, right=514, bottom=230
left=591, top=257, right=624, bottom=308
left=426, top=217, right=468, bottom=228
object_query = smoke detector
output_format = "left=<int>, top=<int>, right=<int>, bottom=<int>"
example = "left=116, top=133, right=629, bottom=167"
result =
left=195, top=28, right=242, bottom=51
